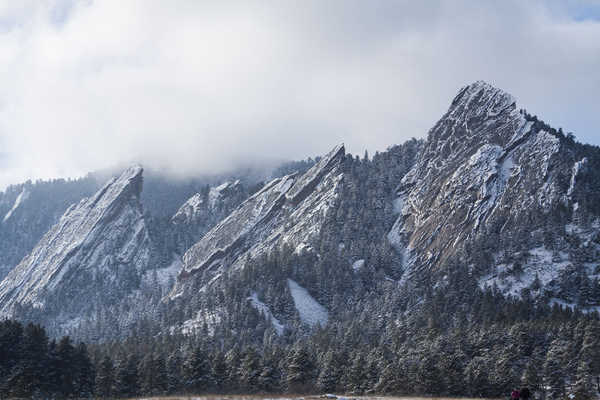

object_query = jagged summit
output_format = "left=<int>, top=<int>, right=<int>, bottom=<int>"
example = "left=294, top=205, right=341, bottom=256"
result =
left=388, top=81, right=599, bottom=301
left=171, top=144, right=345, bottom=299
left=88, top=164, right=144, bottom=209
left=426, top=81, right=521, bottom=155
left=447, top=81, right=516, bottom=126
left=0, top=165, right=152, bottom=328
left=285, top=144, right=344, bottom=203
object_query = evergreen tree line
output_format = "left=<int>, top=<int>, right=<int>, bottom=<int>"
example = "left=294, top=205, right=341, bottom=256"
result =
left=85, top=287, right=600, bottom=399
left=0, top=320, right=94, bottom=399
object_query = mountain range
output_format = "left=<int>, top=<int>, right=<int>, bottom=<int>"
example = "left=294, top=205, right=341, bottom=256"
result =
left=0, top=81, right=598, bottom=341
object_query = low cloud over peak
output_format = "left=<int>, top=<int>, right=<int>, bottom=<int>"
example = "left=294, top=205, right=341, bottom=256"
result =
left=0, top=0, right=599, bottom=189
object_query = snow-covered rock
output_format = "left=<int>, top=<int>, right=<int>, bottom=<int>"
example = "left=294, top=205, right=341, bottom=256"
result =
left=389, top=81, right=600, bottom=304
left=170, top=144, right=345, bottom=298
left=0, top=166, right=154, bottom=330
left=171, top=180, right=247, bottom=252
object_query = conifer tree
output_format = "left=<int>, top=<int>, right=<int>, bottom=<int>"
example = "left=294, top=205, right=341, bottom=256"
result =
left=116, top=353, right=139, bottom=398
left=316, top=350, right=339, bottom=393
left=95, top=355, right=115, bottom=399
left=286, top=344, right=315, bottom=393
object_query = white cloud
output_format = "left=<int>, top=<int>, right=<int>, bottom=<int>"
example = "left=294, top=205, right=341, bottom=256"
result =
left=0, top=0, right=598, bottom=188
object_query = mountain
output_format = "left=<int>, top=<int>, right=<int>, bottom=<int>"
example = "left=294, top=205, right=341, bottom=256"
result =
left=169, top=145, right=345, bottom=308
left=0, top=177, right=99, bottom=280
left=165, top=140, right=421, bottom=335
left=0, top=80, right=598, bottom=344
left=171, top=180, right=250, bottom=252
left=0, top=166, right=157, bottom=332
left=389, top=81, right=600, bottom=307
left=2, top=80, right=599, bottom=399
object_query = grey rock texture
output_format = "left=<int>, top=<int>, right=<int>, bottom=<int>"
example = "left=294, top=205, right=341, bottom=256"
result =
left=171, top=144, right=345, bottom=298
left=0, top=166, right=153, bottom=329
left=389, top=81, right=600, bottom=305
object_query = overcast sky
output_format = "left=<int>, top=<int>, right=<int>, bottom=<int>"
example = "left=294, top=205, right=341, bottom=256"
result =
left=0, top=0, right=599, bottom=189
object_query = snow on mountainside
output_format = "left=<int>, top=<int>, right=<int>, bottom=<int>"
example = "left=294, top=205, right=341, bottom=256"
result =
left=2, top=188, right=29, bottom=223
left=388, top=81, right=600, bottom=307
left=171, top=180, right=248, bottom=252
left=0, top=166, right=154, bottom=329
left=248, top=292, right=285, bottom=335
left=172, top=144, right=345, bottom=295
left=287, top=279, right=328, bottom=328
left=0, top=80, right=597, bottom=342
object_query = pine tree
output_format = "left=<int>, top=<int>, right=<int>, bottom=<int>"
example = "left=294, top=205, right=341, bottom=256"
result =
left=9, top=323, right=49, bottom=398
left=166, top=352, right=182, bottom=394
left=224, top=346, right=241, bottom=389
left=115, top=353, right=139, bottom=398
left=286, top=344, right=315, bottom=393
left=544, top=338, right=567, bottom=400
left=374, top=359, right=404, bottom=394
left=95, top=355, right=115, bottom=399
left=316, top=350, right=339, bottom=393
left=183, top=346, right=211, bottom=393
left=56, top=336, right=76, bottom=397
left=0, top=320, right=23, bottom=398
left=521, top=359, right=542, bottom=395
left=258, top=362, right=280, bottom=392
left=73, top=342, right=95, bottom=398
left=347, top=352, right=368, bottom=394
left=238, top=347, right=261, bottom=391
left=573, top=358, right=594, bottom=400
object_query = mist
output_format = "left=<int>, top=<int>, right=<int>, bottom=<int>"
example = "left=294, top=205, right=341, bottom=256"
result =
left=0, top=0, right=599, bottom=189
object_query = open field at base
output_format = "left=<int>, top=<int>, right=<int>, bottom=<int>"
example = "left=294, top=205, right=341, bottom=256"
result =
left=132, top=396, right=496, bottom=400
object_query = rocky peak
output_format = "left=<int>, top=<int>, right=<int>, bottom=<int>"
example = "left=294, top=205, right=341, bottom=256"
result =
left=172, top=180, right=244, bottom=226
left=170, top=180, right=249, bottom=253
left=171, top=144, right=345, bottom=297
left=415, top=81, right=523, bottom=179
left=388, top=82, right=595, bottom=298
left=0, top=165, right=152, bottom=329
left=447, top=81, right=516, bottom=124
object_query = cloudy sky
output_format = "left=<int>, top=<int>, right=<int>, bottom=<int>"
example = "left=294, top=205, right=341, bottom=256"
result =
left=0, top=0, right=599, bottom=189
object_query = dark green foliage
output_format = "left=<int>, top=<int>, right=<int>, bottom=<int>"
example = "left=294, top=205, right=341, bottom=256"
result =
left=286, top=344, right=315, bottom=392
left=95, top=355, right=115, bottom=398
left=0, top=320, right=95, bottom=398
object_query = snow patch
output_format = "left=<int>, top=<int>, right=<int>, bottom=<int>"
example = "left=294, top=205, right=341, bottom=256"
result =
left=287, top=279, right=328, bottom=327
left=179, top=309, right=222, bottom=336
left=568, top=157, right=588, bottom=197
left=142, top=256, right=181, bottom=288
left=295, top=242, right=313, bottom=255
left=479, top=246, right=572, bottom=297
left=3, top=188, right=30, bottom=223
left=352, top=259, right=365, bottom=272
left=248, top=292, right=284, bottom=335
left=392, top=197, right=404, bottom=215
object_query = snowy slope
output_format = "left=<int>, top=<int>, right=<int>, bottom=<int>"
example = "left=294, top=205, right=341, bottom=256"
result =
left=2, top=188, right=29, bottom=223
left=248, top=292, right=285, bottom=335
left=287, top=279, right=328, bottom=327
left=0, top=166, right=153, bottom=328
left=388, top=81, right=600, bottom=305
left=171, top=144, right=345, bottom=298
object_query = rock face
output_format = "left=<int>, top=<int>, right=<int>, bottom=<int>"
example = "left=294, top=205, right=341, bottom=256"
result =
left=171, top=180, right=248, bottom=252
left=0, top=178, right=99, bottom=281
left=0, top=81, right=598, bottom=340
left=0, top=166, right=153, bottom=328
left=389, top=81, right=600, bottom=305
left=171, top=144, right=345, bottom=297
